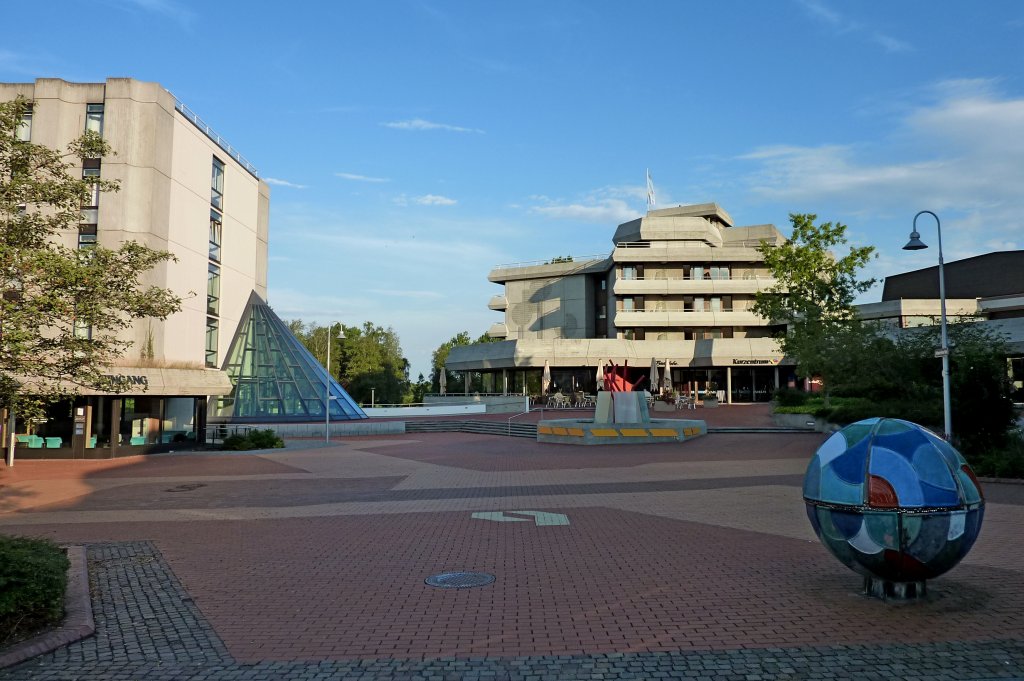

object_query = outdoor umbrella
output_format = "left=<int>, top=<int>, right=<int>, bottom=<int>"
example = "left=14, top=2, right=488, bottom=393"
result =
left=650, top=357, right=659, bottom=394
left=662, top=359, right=673, bottom=393
left=439, top=368, right=446, bottom=395
left=542, top=360, right=552, bottom=395
left=595, top=361, right=605, bottom=390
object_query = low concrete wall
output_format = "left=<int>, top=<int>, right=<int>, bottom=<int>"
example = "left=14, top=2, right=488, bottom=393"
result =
left=232, top=421, right=406, bottom=438
left=363, top=404, right=486, bottom=418
left=425, top=395, right=530, bottom=414
left=772, top=412, right=838, bottom=433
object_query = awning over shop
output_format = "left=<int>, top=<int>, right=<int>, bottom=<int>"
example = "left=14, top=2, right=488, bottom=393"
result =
left=444, top=338, right=789, bottom=371
left=79, top=367, right=234, bottom=396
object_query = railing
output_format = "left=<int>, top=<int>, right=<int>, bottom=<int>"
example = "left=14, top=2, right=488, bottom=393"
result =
left=617, top=274, right=774, bottom=282
left=171, top=95, right=260, bottom=178
left=206, top=423, right=256, bottom=446
left=508, top=407, right=539, bottom=437
left=617, top=239, right=777, bottom=249
left=492, top=254, right=609, bottom=270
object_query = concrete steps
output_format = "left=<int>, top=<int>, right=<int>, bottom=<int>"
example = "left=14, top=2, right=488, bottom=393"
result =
left=404, top=420, right=538, bottom=438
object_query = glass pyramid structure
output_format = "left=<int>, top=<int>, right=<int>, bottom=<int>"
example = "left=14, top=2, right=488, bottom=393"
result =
left=211, top=292, right=367, bottom=422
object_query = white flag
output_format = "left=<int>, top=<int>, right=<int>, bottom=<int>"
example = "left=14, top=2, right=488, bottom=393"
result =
left=646, top=169, right=656, bottom=210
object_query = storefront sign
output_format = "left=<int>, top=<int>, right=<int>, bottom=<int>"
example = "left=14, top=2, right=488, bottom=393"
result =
left=731, top=359, right=779, bottom=365
left=102, top=374, right=150, bottom=391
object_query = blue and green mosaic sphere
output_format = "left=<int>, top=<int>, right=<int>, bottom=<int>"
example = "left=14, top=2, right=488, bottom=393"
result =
left=803, top=417, right=985, bottom=583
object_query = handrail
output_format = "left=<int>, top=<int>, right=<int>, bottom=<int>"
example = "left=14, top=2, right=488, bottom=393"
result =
left=508, top=407, right=539, bottom=437
left=492, top=254, right=609, bottom=270
left=617, top=274, right=774, bottom=282
left=170, top=94, right=260, bottom=178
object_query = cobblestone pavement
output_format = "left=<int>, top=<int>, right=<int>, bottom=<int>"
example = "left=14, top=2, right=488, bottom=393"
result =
left=1, top=424, right=1024, bottom=680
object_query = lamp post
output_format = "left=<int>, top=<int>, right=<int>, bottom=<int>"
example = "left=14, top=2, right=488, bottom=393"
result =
left=325, top=323, right=345, bottom=444
left=903, top=211, right=952, bottom=441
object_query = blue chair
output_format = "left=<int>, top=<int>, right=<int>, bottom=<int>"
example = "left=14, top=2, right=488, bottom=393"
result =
left=88, top=435, right=97, bottom=448
left=130, top=435, right=146, bottom=446
left=27, top=435, right=44, bottom=449
left=44, top=437, right=63, bottom=448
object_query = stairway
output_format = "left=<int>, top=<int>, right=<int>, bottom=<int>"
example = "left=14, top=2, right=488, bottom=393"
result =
left=404, top=420, right=537, bottom=438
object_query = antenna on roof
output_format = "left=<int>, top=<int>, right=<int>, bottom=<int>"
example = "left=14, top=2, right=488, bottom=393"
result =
left=646, top=169, right=656, bottom=212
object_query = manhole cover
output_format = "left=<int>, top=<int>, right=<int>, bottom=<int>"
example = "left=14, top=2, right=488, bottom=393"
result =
left=165, top=483, right=207, bottom=493
left=425, top=571, right=495, bottom=589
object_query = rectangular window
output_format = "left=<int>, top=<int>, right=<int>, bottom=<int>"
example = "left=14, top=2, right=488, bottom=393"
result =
left=85, top=104, right=104, bottom=135
left=73, top=318, right=92, bottom=340
left=81, top=163, right=100, bottom=225
left=209, top=210, right=222, bottom=262
left=78, top=225, right=97, bottom=249
left=722, top=295, right=733, bottom=312
left=691, top=266, right=705, bottom=280
left=205, top=317, right=219, bottom=367
left=207, top=263, right=221, bottom=316
left=16, top=104, right=32, bottom=141
left=622, top=297, right=634, bottom=312
left=710, top=297, right=722, bottom=312
left=622, top=266, right=637, bottom=280
left=211, top=157, right=225, bottom=210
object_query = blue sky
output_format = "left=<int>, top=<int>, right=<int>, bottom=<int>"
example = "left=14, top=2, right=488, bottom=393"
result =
left=4, top=1, right=1024, bottom=379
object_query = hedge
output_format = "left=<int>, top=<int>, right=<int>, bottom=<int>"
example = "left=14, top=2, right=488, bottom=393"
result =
left=0, top=535, right=68, bottom=646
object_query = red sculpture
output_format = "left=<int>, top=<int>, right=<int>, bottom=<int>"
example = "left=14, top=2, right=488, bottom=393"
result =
left=602, top=360, right=646, bottom=392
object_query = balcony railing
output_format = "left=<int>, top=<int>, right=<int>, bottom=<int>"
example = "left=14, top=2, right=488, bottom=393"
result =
left=492, top=254, right=608, bottom=270
left=617, top=274, right=774, bottom=281
left=616, top=239, right=777, bottom=249
left=171, top=94, right=259, bottom=179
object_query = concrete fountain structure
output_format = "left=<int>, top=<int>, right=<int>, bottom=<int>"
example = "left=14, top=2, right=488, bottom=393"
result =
left=537, top=361, right=706, bottom=446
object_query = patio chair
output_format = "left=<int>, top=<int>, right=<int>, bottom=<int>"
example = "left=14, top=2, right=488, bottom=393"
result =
left=44, top=437, right=62, bottom=448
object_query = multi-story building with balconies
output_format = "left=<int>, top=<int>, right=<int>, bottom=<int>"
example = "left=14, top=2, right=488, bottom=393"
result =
left=1, top=77, right=363, bottom=460
left=447, top=203, right=797, bottom=403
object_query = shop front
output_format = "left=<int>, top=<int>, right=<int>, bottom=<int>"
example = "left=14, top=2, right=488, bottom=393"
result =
left=4, top=367, right=231, bottom=461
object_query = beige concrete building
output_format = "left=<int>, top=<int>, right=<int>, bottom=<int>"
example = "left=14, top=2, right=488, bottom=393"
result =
left=2, top=77, right=268, bottom=456
left=448, top=203, right=797, bottom=402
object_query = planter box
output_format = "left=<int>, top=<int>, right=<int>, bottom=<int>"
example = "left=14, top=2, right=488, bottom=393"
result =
left=652, top=401, right=675, bottom=412
left=703, top=398, right=719, bottom=409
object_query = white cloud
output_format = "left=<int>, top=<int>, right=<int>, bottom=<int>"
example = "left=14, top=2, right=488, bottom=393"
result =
left=531, top=199, right=638, bottom=223
left=107, top=0, right=194, bottom=29
left=381, top=118, right=485, bottom=134
left=795, top=0, right=912, bottom=52
left=335, top=172, right=390, bottom=183
left=263, top=177, right=307, bottom=189
left=414, top=194, right=457, bottom=206
left=392, top=194, right=458, bottom=206
left=738, top=82, right=1024, bottom=261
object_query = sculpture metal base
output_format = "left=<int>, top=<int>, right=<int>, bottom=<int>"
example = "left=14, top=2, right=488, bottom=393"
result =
left=538, top=392, right=706, bottom=445
left=863, top=577, right=927, bottom=600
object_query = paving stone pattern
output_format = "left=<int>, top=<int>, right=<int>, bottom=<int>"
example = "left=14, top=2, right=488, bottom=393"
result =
left=2, top=542, right=1023, bottom=681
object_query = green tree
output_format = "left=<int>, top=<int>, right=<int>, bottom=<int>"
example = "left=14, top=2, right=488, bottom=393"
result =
left=753, top=213, right=876, bottom=403
left=337, top=322, right=409, bottom=405
left=0, top=96, right=180, bottom=423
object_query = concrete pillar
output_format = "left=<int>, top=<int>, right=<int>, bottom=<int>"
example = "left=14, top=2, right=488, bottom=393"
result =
left=726, top=367, right=732, bottom=404
left=502, top=370, right=508, bottom=395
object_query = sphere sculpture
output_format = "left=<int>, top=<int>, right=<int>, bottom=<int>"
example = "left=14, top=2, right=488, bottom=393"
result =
left=803, top=417, right=984, bottom=599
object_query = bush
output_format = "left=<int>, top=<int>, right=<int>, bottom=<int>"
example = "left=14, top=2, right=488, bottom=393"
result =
left=967, top=432, right=1024, bottom=479
left=0, top=535, right=68, bottom=645
left=220, top=429, right=285, bottom=451
left=772, top=388, right=810, bottom=407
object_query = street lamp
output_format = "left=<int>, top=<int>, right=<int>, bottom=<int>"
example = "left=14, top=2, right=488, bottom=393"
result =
left=903, top=210, right=952, bottom=441
left=325, top=323, right=345, bottom=444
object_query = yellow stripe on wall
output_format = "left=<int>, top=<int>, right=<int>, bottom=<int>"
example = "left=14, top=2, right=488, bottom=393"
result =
left=591, top=429, right=620, bottom=437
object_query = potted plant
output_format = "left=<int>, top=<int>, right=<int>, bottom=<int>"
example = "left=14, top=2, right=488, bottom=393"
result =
left=653, top=391, right=676, bottom=412
left=703, top=383, right=719, bottom=408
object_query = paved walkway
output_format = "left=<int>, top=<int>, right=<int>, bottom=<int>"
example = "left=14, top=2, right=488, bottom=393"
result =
left=1, top=415, right=1023, bottom=679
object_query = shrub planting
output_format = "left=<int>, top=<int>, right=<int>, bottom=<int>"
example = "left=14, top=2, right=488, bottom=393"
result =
left=0, top=535, right=68, bottom=646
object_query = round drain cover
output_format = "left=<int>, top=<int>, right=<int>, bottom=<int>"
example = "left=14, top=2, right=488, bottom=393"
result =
left=425, top=571, right=495, bottom=589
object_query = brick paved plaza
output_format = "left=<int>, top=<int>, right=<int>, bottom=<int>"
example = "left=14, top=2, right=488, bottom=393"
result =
left=1, top=407, right=1023, bottom=680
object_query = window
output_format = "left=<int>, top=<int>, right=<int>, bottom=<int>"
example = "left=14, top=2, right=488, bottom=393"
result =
left=691, top=266, right=705, bottom=280
left=711, top=266, right=730, bottom=280
left=78, top=225, right=97, bottom=249
left=211, top=157, right=225, bottom=210
left=73, top=317, right=92, bottom=340
left=16, top=104, right=32, bottom=141
left=209, top=210, right=222, bottom=262
left=598, top=305, right=606, bottom=319
left=622, top=297, right=634, bottom=312
left=205, top=317, right=219, bottom=367
left=81, top=161, right=100, bottom=226
left=85, top=104, right=104, bottom=135
left=622, top=266, right=637, bottom=280
left=207, top=263, right=221, bottom=316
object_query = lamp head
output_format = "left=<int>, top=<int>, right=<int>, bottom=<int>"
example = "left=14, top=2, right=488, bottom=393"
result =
left=903, top=230, right=927, bottom=251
